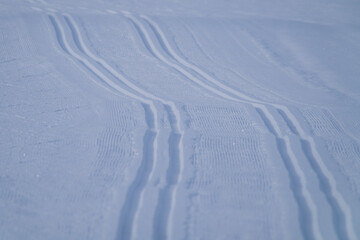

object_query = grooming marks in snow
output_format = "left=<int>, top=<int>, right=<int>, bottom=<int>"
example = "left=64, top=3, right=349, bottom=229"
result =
left=49, top=12, right=185, bottom=239
left=116, top=104, right=157, bottom=240
left=180, top=21, right=293, bottom=104
left=277, top=108, right=357, bottom=240
left=255, top=107, right=322, bottom=240
left=123, top=13, right=239, bottom=102
left=130, top=13, right=324, bottom=238
left=127, top=14, right=357, bottom=240
left=153, top=105, right=184, bottom=240
left=2, top=2, right=360, bottom=240
left=48, top=13, right=159, bottom=239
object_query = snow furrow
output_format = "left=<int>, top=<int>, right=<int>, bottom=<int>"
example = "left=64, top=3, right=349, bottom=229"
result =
left=48, top=9, right=356, bottom=240
left=63, top=14, right=185, bottom=240
left=141, top=15, right=357, bottom=240
left=275, top=138, right=315, bottom=240
left=132, top=14, right=326, bottom=240
left=48, top=14, right=149, bottom=104
left=174, top=19, right=295, bottom=105
left=48, top=13, right=160, bottom=240
left=124, top=13, right=239, bottom=102
left=64, top=13, right=169, bottom=101
left=141, top=15, right=258, bottom=103
left=48, top=15, right=69, bottom=54
left=116, top=104, right=157, bottom=240
left=277, top=109, right=300, bottom=135
left=152, top=105, right=184, bottom=240
left=48, top=14, right=124, bottom=96
left=3, top=1, right=359, bottom=240
left=277, top=107, right=357, bottom=240
left=301, top=139, right=351, bottom=240
left=256, top=107, right=322, bottom=240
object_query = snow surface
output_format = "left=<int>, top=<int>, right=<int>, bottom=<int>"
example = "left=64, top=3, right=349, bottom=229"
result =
left=1, top=0, right=360, bottom=239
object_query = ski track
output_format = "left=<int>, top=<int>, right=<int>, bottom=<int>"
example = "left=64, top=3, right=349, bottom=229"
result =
left=255, top=107, right=322, bottom=240
left=125, top=13, right=320, bottom=240
left=153, top=105, right=184, bottom=240
left=48, top=13, right=160, bottom=240
left=124, top=13, right=238, bottom=101
left=60, top=13, right=185, bottom=240
left=145, top=15, right=358, bottom=240
left=41, top=7, right=357, bottom=239
left=277, top=110, right=357, bottom=240
left=125, top=13, right=358, bottom=240
left=117, top=103, right=157, bottom=240
left=180, top=20, right=293, bottom=104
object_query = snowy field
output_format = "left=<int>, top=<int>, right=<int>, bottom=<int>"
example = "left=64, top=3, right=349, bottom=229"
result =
left=1, top=0, right=360, bottom=239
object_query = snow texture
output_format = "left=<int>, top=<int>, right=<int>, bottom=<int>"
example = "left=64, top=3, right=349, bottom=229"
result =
left=1, top=0, right=360, bottom=239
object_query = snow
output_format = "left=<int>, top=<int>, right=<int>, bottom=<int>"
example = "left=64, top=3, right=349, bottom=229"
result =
left=1, top=0, right=360, bottom=239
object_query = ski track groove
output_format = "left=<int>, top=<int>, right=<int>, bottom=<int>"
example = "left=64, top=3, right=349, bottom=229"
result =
left=185, top=20, right=292, bottom=103
left=129, top=13, right=357, bottom=240
left=180, top=19, right=294, bottom=104
left=277, top=109, right=299, bottom=135
left=256, top=107, right=321, bottom=240
left=48, top=14, right=149, bottom=103
left=117, top=103, right=157, bottom=240
left=146, top=15, right=359, bottom=240
left=278, top=109, right=357, bottom=240
left=127, top=13, right=321, bottom=240
left=301, top=139, right=348, bottom=240
left=153, top=105, right=183, bottom=240
left=124, top=14, right=239, bottom=102
left=48, top=13, right=159, bottom=240
left=62, top=13, right=185, bottom=240
left=47, top=9, right=357, bottom=240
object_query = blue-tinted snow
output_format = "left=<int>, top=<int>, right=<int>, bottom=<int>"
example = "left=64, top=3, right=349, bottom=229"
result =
left=1, top=0, right=360, bottom=239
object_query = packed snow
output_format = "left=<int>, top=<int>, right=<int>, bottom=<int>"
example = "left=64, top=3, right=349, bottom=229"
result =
left=1, top=0, right=360, bottom=239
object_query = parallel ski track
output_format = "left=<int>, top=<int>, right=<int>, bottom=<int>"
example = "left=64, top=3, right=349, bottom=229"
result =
left=182, top=19, right=358, bottom=240
left=181, top=20, right=294, bottom=105
left=63, top=14, right=185, bottom=240
left=146, top=15, right=358, bottom=240
left=48, top=13, right=158, bottom=240
left=124, top=13, right=320, bottom=240
left=49, top=13, right=183, bottom=240
left=152, top=105, right=184, bottom=240
left=126, top=13, right=357, bottom=240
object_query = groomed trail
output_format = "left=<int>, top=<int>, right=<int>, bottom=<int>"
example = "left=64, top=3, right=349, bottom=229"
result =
left=1, top=0, right=360, bottom=240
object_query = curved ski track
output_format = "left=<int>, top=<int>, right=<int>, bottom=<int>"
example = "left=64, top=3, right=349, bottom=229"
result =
left=43, top=6, right=357, bottom=239
left=48, top=12, right=185, bottom=240
left=124, top=12, right=357, bottom=240
left=181, top=20, right=301, bottom=105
